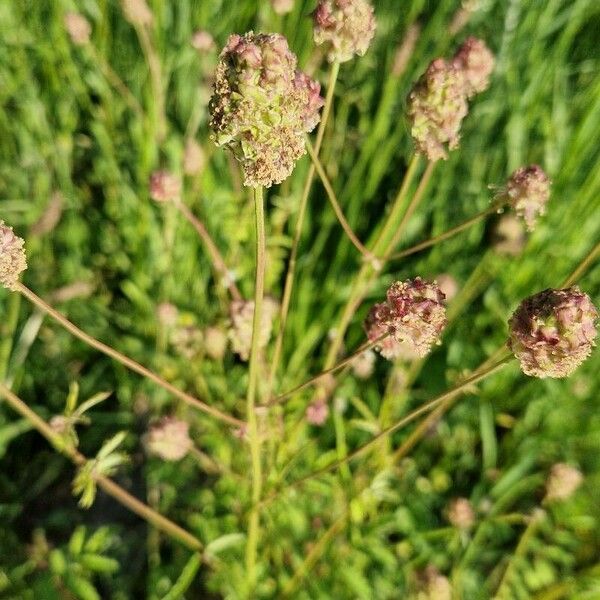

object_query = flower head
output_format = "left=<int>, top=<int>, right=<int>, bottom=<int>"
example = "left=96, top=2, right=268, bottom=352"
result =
left=502, top=165, right=551, bottom=231
left=446, top=497, right=475, bottom=529
left=313, top=0, right=376, bottom=63
left=306, top=400, right=329, bottom=425
left=183, top=139, right=206, bottom=175
left=508, top=287, right=598, bottom=378
left=0, top=221, right=27, bottom=290
left=122, top=0, right=153, bottom=26
left=365, top=278, right=447, bottom=360
left=407, top=58, right=469, bottom=161
left=204, top=326, right=228, bottom=360
left=149, top=171, right=181, bottom=202
left=545, top=463, right=583, bottom=502
left=64, top=12, right=91, bottom=45
left=229, top=297, right=279, bottom=361
left=144, top=417, right=192, bottom=461
left=352, top=349, right=376, bottom=379
left=452, top=37, right=494, bottom=98
left=271, top=0, right=294, bottom=14
left=492, top=214, right=526, bottom=255
left=191, top=30, right=215, bottom=52
left=209, top=32, right=323, bottom=187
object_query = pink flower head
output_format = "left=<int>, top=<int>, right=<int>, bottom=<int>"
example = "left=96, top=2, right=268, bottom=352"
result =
left=365, top=278, right=447, bottom=360
left=407, top=58, right=469, bottom=161
left=503, top=165, right=551, bottom=231
left=509, top=287, right=598, bottom=378
left=294, top=71, right=325, bottom=132
left=149, top=171, right=181, bottom=202
left=64, top=12, right=91, bottom=46
left=306, top=400, right=329, bottom=425
left=452, top=37, right=494, bottom=98
left=0, top=221, right=27, bottom=290
left=545, top=463, right=583, bottom=501
left=144, top=417, right=192, bottom=461
left=313, top=0, right=376, bottom=63
left=271, top=0, right=294, bottom=14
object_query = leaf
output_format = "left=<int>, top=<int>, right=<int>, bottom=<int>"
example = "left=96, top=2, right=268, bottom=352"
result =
left=161, top=553, right=202, bottom=600
left=205, top=533, right=245, bottom=557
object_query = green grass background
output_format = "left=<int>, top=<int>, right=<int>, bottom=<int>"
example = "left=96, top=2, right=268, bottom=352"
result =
left=1, top=0, right=600, bottom=598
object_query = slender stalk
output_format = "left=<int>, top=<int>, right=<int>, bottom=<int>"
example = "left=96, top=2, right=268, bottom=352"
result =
left=0, top=292, right=21, bottom=382
left=15, top=283, right=243, bottom=428
left=562, top=239, right=600, bottom=287
left=305, top=139, right=374, bottom=261
left=267, top=61, right=340, bottom=395
left=245, top=186, right=266, bottom=592
left=174, top=199, right=242, bottom=300
left=0, top=382, right=203, bottom=553
left=262, top=354, right=512, bottom=504
left=389, top=200, right=506, bottom=261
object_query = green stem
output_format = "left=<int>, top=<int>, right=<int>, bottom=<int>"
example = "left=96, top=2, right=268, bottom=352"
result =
left=245, top=186, right=266, bottom=592
left=562, top=239, right=600, bottom=287
left=0, top=292, right=21, bottom=382
left=267, top=61, right=340, bottom=397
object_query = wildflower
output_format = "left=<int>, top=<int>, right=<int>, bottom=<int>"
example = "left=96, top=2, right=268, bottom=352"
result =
left=352, top=349, right=376, bottom=379
left=149, top=170, right=181, bottom=202
left=492, top=214, right=526, bottom=255
left=502, top=165, right=551, bottom=231
left=191, top=30, right=215, bottom=52
left=306, top=399, right=329, bottom=425
left=545, top=463, right=583, bottom=501
left=204, top=326, right=228, bottom=360
left=144, top=417, right=192, bottom=461
left=183, top=139, right=206, bottom=176
left=122, top=0, right=153, bottom=26
left=64, top=12, right=91, bottom=46
left=446, top=497, right=475, bottom=529
left=365, top=278, right=447, bottom=360
left=407, top=58, right=468, bottom=161
left=452, top=37, right=494, bottom=98
left=0, top=221, right=27, bottom=291
left=271, top=0, right=294, bottom=15
left=508, top=287, right=598, bottom=378
left=229, top=297, right=279, bottom=361
left=313, top=0, right=376, bottom=63
left=209, top=33, right=323, bottom=187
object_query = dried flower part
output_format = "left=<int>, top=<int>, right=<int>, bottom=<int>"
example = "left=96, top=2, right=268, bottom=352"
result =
left=183, top=139, right=206, bottom=176
left=144, top=417, right=192, bottom=461
left=446, top=497, right=475, bottom=529
left=365, top=278, right=447, bottom=360
left=313, top=0, right=376, bottom=63
left=191, top=30, right=215, bottom=52
left=352, top=349, right=376, bottom=379
left=229, top=297, right=279, bottom=361
left=271, top=0, right=294, bottom=14
left=64, top=12, right=91, bottom=46
left=509, top=287, right=598, bottom=378
left=0, top=221, right=27, bottom=291
left=122, top=0, right=153, bottom=26
left=149, top=171, right=181, bottom=202
left=502, top=165, right=551, bottom=231
left=209, top=32, right=323, bottom=187
left=492, top=214, right=526, bottom=255
left=545, top=463, right=583, bottom=501
left=204, top=326, right=228, bottom=360
left=452, top=37, right=494, bottom=98
left=407, top=59, right=469, bottom=161
left=306, top=399, right=329, bottom=425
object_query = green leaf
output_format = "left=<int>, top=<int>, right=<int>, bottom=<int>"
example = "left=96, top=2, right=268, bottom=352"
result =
left=161, top=553, right=202, bottom=600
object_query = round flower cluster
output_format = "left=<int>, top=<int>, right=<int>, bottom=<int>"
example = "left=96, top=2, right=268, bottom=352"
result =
left=508, top=287, right=598, bottom=378
left=64, top=12, right=91, bottom=46
left=451, top=36, right=495, bottom=98
left=229, top=297, right=279, bottom=361
left=144, top=417, right=192, bottom=461
left=313, top=0, right=376, bottom=63
left=209, top=32, right=324, bottom=188
left=149, top=170, right=181, bottom=202
left=503, top=165, right=551, bottom=231
left=545, top=463, right=583, bottom=502
left=271, top=0, right=294, bottom=15
left=0, top=221, right=27, bottom=291
left=365, top=278, right=447, bottom=360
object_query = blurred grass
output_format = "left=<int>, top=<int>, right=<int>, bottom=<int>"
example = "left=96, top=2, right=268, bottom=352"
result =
left=1, top=0, right=600, bottom=598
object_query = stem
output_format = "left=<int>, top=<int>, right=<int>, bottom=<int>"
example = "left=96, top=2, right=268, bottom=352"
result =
left=267, top=61, right=340, bottom=396
left=0, top=382, right=203, bottom=553
left=245, top=186, right=266, bottom=592
left=15, top=283, right=243, bottom=428
left=0, top=292, right=21, bottom=382
left=305, top=139, right=374, bottom=261
left=174, top=199, right=242, bottom=300
left=562, top=239, right=600, bottom=287
left=263, top=354, right=512, bottom=504
left=389, top=200, right=505, bottom=260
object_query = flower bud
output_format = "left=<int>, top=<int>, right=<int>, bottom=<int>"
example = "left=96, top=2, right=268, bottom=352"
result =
left=508, top=287, right=598, bottom=378
left=271, top=0, right=294, bottom=14
left=144, top=417, right=192, bottom=461
left=209, top=32, right=323, bottom=187
left=313, top=0, right=376, bottom=63
left=229, top=297, right=279, bottom=361
left=407, top=59, right=468, bottom=161
left=149, top=171, right=181, bottom=202
left=365, top=278, right=447, bottom=360
left=0, top=221, right=27, bottom=291
left=191, top=30, right=215, bottom=52
left=545, top=463, right=583, bottom=501
left=452, top=37, right=494, bottom=98
left=306, top=399, right=329, bottom=425
left=502, top=165, right=551, bottom=231
left=64, top=12, right=91, bottom=46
